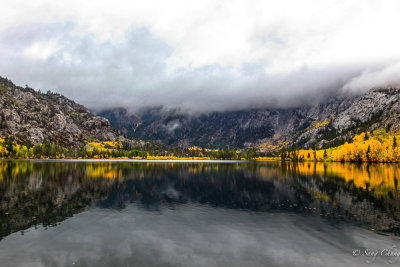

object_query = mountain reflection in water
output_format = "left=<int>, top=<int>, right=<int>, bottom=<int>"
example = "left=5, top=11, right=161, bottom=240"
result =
left=0, top=160, right=400, bottom=266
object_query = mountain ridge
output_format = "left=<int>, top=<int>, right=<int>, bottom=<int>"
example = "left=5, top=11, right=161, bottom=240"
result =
left=98, top=87, right=400, bottom=150
left=2, top=74, right=398, bottom=151
left=0, top=76, right=123, bottom=147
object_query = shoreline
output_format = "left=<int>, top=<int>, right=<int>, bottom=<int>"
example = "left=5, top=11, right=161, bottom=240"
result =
left=0, top=158, right=256, bottom=163
left=1, top=158, right=400, bottom=164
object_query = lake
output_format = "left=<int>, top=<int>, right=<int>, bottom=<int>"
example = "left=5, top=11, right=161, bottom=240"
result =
left=0, top=160, right=400, bottom=266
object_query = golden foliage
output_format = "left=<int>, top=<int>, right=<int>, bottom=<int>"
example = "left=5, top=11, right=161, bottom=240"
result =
left=311, top=120, right=330, bottom=129
left=188, top=146, right=217, bottom=152
left=297, top=130, right=400, bottom=163
left=0, top=137, right=7, bottom=156
left=258, top=140, right=290, bottom=153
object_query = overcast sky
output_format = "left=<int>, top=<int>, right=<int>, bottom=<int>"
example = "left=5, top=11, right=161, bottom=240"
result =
left=1, top=0, right=400, bottom=113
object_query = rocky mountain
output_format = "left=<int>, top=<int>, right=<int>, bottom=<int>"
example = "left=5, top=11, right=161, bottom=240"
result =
left=98, top=87, right=400, bottom=150
left=0, top=76, right=123, bottom=147
left=98, top=107, right=276, bottom=148
left=3, top=73, right=397, bottom=151
left=97, top=107, right=141, bottom=136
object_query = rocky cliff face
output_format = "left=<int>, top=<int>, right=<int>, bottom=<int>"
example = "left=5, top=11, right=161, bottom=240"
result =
left=293, top=88, right=400, bottom=149
left=0, top=76, right=122, bottom=147
left=98, top=87, right=400, bottom=150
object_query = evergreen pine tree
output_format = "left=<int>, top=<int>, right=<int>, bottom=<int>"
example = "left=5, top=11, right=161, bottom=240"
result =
left=366, top=145, right=371, bottom=162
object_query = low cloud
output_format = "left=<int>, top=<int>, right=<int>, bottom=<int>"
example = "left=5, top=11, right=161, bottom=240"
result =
left=342, top=62, right=400, bottom=92
left=163, top=121, right=182, bottom=134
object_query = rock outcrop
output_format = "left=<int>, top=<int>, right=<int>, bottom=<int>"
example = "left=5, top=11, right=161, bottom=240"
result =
left=0, top=76, right=122, bottom=146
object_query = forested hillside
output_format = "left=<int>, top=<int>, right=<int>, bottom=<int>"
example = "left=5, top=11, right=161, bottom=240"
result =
left=99, top=87, right=400, bottom=150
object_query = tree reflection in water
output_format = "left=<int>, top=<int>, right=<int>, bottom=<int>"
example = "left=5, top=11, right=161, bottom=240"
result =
left=0, top=160, right=399, bottom=240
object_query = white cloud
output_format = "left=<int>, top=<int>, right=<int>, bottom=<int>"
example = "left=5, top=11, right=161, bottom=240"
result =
left=343, top=62, right=400, bottom=92
left=23, top=40, right=60, bottom=60
left=0, top=0, right=400, bottom=112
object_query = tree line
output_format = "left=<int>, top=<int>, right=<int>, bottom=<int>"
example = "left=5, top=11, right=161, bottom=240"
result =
left=280, top=129, right=400, bottom=163
left=0, top=138, right=265, bottom=160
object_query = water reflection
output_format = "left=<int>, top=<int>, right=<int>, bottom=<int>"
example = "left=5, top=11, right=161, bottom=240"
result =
left=0, top=160, right=400, bottom=240
left=286, top=161, right=400, bottom=194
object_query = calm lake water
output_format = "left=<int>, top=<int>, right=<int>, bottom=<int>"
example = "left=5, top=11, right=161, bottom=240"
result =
left=1, top=160, right=400, bottom=267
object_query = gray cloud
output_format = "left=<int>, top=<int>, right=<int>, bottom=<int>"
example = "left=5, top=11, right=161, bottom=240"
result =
left=342, top=62, right=400, bottom=92
left=0, top=21, right=399, bottom=114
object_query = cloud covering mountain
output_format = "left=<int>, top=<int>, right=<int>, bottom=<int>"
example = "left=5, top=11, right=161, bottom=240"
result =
left=1, top=0, right=400, bottom=113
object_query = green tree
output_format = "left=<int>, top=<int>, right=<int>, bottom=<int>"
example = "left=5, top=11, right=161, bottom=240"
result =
left=366, top=145, right=371, bottom=162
